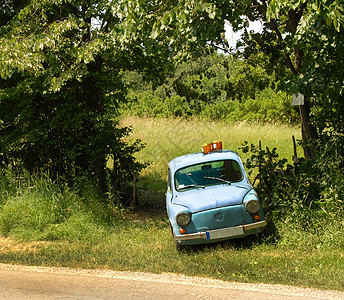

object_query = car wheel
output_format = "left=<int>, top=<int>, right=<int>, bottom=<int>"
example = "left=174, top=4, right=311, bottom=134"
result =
left=170, top=223, right=184, bottom=251
left=174, top=236, right=184, bottom=251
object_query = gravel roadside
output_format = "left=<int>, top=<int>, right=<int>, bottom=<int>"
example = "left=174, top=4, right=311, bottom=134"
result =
left=1, top=263, right=343, bottom=299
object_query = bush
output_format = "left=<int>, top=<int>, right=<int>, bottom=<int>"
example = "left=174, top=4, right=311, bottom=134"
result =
left=122, top=91, right=190, bottom=118
left=240, top=140, right=344, bottom=249
left=122, top=86, right=299, bottom=124
left=0, top=168, right=123, bottom=242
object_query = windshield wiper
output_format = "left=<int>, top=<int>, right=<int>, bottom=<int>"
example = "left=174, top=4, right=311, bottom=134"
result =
left=178, top=184, right=205, bottom=190
left=204, top=176, right=231, bottom=185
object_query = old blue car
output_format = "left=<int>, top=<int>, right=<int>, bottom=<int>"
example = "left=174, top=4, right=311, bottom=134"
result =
left=166, top=143, right=267, bottom=250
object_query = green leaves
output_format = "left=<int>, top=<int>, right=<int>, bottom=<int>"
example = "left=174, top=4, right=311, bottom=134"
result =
left=1, top=0, right=343, bottom=203
left=0, top=0, right=148, bottom=201
left=0, top=40, right=44, bottom=79
left=318, top=0, right=344, bottom=31
left=267, top=0, right=343, bottom=32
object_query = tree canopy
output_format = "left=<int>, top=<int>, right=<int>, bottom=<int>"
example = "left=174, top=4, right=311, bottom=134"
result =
left=0, top=0, right=152, bottom=200
left=121, top=53, right=297, bottom=123
left=128, top=0, right=344, bottom=158
left=1, top=0, right=344, bottom=202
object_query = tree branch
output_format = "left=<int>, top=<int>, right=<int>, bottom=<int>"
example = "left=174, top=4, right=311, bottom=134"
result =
left=261, top=0, right=298, bottom=75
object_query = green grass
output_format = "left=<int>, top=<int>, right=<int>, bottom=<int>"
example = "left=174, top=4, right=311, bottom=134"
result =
left=1, top=215, right=343, bottom=291
left=1, top=117, right=344, bottom=292
left=122, top=116, right=301, bottom=172
left=121, top=116, right=302, bottom=205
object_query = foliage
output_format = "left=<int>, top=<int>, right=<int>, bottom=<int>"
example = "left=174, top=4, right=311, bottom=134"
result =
left=0, top=0, right=151, bottom=201
left=121, top=53, right=299, bottom=123
left=113, top=0, right=229, bottom=62
left=123, top=0, right=344, bottom=158
left=240, top=140, right=344, bottom=246
left=241, top=1, right=344, bottom=157
left=1, top=0, right=343, bottom=207
left=169, top=53, right=269, bottom=103
left=0, top=167, right=125, bottom=241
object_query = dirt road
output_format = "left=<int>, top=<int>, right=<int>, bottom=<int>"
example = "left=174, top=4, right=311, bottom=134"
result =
left=1, top=263, right=343, bottom=299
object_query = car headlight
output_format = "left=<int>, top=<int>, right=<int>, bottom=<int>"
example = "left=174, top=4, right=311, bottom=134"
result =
left=245, top=199, right=260, bottom=214
left=176, top=211, right=191, bottom=226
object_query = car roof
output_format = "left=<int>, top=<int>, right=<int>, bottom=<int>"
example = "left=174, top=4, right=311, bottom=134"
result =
left=168, top=150, right=241, bottom=172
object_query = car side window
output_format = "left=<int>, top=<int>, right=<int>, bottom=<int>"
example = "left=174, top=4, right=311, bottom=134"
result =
left=167, top=168, right=172, bottom=192
left=220, top=160, right=242, bottom=181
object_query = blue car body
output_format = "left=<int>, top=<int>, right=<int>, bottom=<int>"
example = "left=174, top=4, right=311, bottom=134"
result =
left=166, top=149, right=267, bottom=249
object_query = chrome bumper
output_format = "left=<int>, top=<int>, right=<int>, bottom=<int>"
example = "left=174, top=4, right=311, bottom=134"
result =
left=175, top=220, right=268, bottom=241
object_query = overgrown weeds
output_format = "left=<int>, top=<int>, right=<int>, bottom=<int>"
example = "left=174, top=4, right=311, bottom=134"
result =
left=240, top=139, right=344, bottom=250
left=0, top=168, right=125, bottom=242
left=1, top=120, right=344, bottom=291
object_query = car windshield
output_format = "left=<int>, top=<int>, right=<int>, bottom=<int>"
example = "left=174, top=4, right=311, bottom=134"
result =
left=175, top=159, right=243, bottom=191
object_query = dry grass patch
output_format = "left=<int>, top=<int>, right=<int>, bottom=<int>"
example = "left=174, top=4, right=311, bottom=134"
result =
left=120, top=116, right=301, bottom=205
left=0, top=235, right=50, bottom=253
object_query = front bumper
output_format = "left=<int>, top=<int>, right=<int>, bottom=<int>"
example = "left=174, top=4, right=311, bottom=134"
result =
left=174, top=220, right=268, bottom=241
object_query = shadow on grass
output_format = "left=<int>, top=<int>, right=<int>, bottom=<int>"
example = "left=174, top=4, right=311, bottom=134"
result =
left=177, top=237, right=260, bottom=254
left=177, top=220, right=280, bottom=254
left=135, top=174, right=166, bottom=209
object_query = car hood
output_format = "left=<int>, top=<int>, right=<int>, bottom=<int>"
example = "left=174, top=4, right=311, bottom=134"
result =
left=172, top=184, right=251, bottom=213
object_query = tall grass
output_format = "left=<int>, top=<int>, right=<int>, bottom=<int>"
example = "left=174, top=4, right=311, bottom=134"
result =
left=122, top=116, right=301, bottom=174
left=0, top=168, right=123, bottom=242
left=1, top=117, right=344, bottom=291
left=121, top=116, right=301, bottom=204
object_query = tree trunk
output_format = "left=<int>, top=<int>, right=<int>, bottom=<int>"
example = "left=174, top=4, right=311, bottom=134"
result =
left=299, top=97, right=317, bottom=159
left=267, top=4, right=318, bottom=159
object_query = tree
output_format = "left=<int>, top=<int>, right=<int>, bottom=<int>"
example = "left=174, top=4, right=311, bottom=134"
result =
left=260, top=0, right=344, bottom=158
left=0, top=0, right=149, bottom=200
left=122, top=0, right=344, bottom=159
left=2, top=0, right=343, bottom=199
left=170, top=53, right=270, bottom=103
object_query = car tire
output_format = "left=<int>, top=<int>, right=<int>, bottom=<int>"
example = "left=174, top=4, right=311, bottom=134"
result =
left=174, top=237, right=184, bottom=251
left=170, top=223, right=184, bottom=251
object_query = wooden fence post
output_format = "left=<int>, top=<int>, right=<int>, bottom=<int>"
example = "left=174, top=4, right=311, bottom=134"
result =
left=131, top=172, right=137, bottom=208
left=292, top=135, right=299, bottom=162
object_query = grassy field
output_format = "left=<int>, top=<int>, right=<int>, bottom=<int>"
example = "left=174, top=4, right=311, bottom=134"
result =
left=1, top=117, right=344, bottom=292
left=0, top=210, right=343, bottom=291
left=121, top=116, right=302, bottom=205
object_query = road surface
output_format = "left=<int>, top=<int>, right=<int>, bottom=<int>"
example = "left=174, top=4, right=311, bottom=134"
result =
left=1, top=263, right=343, bottom=299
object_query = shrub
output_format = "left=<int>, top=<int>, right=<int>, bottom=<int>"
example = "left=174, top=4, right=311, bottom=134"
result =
left=240, top=140, right=344, bottom=249
left=0, top=168, right=123, bottom=242
left=123, top=86, right=299, bottom=124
